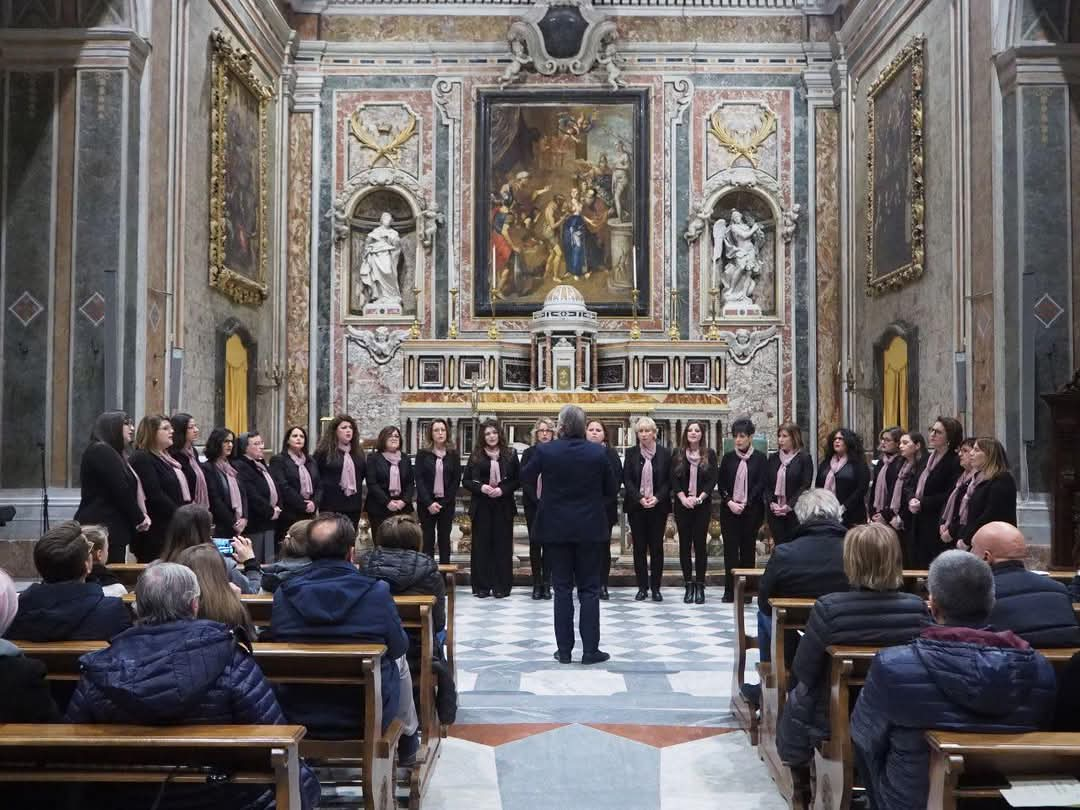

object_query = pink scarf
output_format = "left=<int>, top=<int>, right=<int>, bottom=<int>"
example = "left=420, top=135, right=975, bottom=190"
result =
left=289, top=450, right=313, bottom=499
left=639, top=443, right=656, bottom=498
left=872, top=454, right=899, bottom=511
left=126, top=460, right=148, bottom=519
left=915, top=449, right=943, bottom=499
left=252, top=457, right=279, bottom=508
left=183, top=447, right=209, bottom=508
left=216, top=459, right=244, bottom=519
left=485, top=447, right=502, bottom=486
left=957, top=471, right=982, bottom=526
left=686, top=448, right=701, bottom=498
left=339, top=443, right=357, bottom=497
left=383, top=450, right=402, bottom=496
left=824, top=455, right=847, bottom=493
left=774, top=449, right=796, bottom=507
left=158, top=451, right=192, bottom=502
left=733, top=446, right=753, bottom=504
left=889, top=459, right=914, bottom=514
left=433, top=447, right=446, bottom=499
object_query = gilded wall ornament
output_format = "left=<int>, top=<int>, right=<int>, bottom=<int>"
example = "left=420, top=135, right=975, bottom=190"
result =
left=708, top=106, right=777, bottom=170
left=349, top=109, right=417, bottom=169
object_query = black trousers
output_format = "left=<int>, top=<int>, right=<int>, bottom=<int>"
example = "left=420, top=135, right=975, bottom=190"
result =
left=674, top=502, right=710, bottom=583
left=546, top=542, right=602, bottom=654
left=720, top=507, right=763, bottom=594
left=766, top=511, right=799, bottom=546
left=470, top=503, right=514, bottom=595
left=525, top=509, right=550, bottom=585
left=628, top=508, right=668, bottom=590
left=421, top=505, right=455, bottom=564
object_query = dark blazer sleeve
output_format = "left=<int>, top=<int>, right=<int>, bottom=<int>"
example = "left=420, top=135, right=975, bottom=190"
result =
left=520, top=446, right=539, bottom=503
left=461, top=458, right=484, bottom=497
left=652, top=448, right=672, bottom=502
left=269, top=455, right=308, bottom=514
left=623, top=448, right=642, bottom=505
left=86, top=443, right=144, bottom=526
left=757, top=545, right=786, bottom=617
left=699, top=450, right=719, bottom=496
left=500, top=450, right=520, bottom=495
left=415, top=451, right=434, bottom=509
left=746, top=451, right=769, bottom=504
left=130, top=452, right=179, bottom=526
left=366, top=456, right=391, bottom=509
left=400, top=456, right=415, bottom=503
left=670, top=450, right=687, bottom=496
left=840, top=461, right=871, bottom=520
left=814, top=459, right=828, bottom=489
left=963, top=473, right=1018, bottom=541
left=921, top=453, right=962, bottom=511
left=204, top=462, right=236, bottom=532
left=235, top=460, right=273, bottom=522
left=796, top=452, right=815, bottom=496
left=445, top=452, right=462, bottom=500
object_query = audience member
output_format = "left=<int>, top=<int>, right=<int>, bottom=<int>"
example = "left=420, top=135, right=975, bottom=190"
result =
left=851, top=550, right=1055, bottom=810
left=261, top=519, right=313, bottom=594
left=970, top=521, right=1080, bottom=646
left=777, top=523, right=929, bottom=766
left=81, top=524, right=128, bottom=597
left=0, top=568, right=59, bottom=722
left=160, top=503, right=261, bottom=594
left=177, top=544, right=257, bottom=639
left=65, top=562, right=320, bottom=810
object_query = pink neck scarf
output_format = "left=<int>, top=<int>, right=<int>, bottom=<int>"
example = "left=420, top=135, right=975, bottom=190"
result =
left=158, top=451, right=192, bottom=502
left=733, top=446, right=754, bottom=504
left=889, top=458, right=914, bottom=514
left=484, top=447, right=501, bottom=486
left=126, top=460, right=148, bottom=519
left=958, top=471, right=983, bottom=525
left=289, top=450, right=313, bottom=499
left=915, top=449, right=943, bottom=499
left=872, top=453, right=899, bottom=511
left=215, top=459, right=243, bottom=519
left=433, top=447, right=446, bottom=499
left=824, top=455, right=847, bottom=493
left=774, top=449, right=797, bottom=507
left=339, top=443, right=357, bottom=497
left=383, top=450, right=402, bottom=495
left=184, top=447, right=209, bottom=508
left=686, top=448, right=701, bottom=498
left=251, top=456, right=279, bottom=508
left=639, top=443, right=656, bottom=498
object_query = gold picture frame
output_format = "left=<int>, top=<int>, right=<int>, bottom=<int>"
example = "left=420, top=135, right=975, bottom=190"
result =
left=865, top=36, right=925, bottom=296
left=209, top=29, right=272, bottom=305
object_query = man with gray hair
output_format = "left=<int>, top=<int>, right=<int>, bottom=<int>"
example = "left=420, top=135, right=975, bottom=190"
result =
left=65, top=562, right=321, bottom=809
left=522, top=405, right=616, bottom=664
left=741, top=489, right=849, bottom=708
left=851, top=550, right=1055, bottom=810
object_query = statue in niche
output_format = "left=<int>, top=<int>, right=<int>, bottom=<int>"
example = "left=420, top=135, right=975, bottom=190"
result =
left=712, top=209, right=766, bottom=308
left=353, top=212, right=404, bottom=314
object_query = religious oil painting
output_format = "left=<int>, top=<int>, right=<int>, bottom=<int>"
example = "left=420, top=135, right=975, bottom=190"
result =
left=865, top=36, right=925, bottom=296
left=209, top=29, right=272, bottom=305
left=475, top=89, right=650, bottom=317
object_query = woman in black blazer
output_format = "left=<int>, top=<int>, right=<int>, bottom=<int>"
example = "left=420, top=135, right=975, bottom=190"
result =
left=623, top=416, right=672, bottom=602
left=671, top=420, right=718, bottom=604
left=366, top=425, right=415, bottom=540
left=269, top=425, right=321, bottom=546
left=313, top=414, right=366, bottom=529
left=909, top=416, right=964, bottom=568
left=128, top=414, right=192, bottom=562
left=169, top=413, right=210, bottom=511
left=815, top=428, right=871, bottom=528
left=521, top=417, right=556, bottom=600
left=75, top=410, right=149, bottom=562
left=958, top=438, right=1018, bottom=546
left=587, top=420, right=622, bottom=601
left=867, top=427, right=903, bottom=524
left=937, top=438, right=976, bottom=549
left=888, top=431, right=926, bottom=567
left=232, top=431, right=280, bottom=565
left=462, top=420, right=519, bottom=598
left=718, top=418, right=768, bottom=602
left=765, top=422, right=814, bottom=546
left=414, top=418, right=462, bottom=565
left=203, top=428, right=247, bottom=538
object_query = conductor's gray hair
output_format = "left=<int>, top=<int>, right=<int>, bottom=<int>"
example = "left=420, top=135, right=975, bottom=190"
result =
left=793, top=488, right=843, bottom=525
left=557, top=405, right=587, bottom=439
left=134, top=561, right=200, bottom=625
left=928, top=549, right=995, bottom=623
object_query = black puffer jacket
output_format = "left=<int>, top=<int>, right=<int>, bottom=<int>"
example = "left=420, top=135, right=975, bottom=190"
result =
left=357, top=547, right=446, bottom=635
left=989, top=560, right=1080, bottom=647
left=777, top=589, right=930, bottom=765
left=758, top=518, right=849, bottom=617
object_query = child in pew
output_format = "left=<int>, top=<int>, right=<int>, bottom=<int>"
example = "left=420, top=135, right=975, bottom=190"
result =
left=260, top=519, right=314, bottom=594
left=81, top=525, right=129, bottom=598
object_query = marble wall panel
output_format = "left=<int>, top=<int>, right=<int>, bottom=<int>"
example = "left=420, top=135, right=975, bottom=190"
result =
left=123, top=72, right=140, bottom=416
left=725, top=340, right=780, bottom=442
left=286, top=112, right=313, bottom=429
left=814, top=107, right=842, bottom=445
left=345, top=339, right=405, bottom=440
left=50, top=70, right=75, bottom=485
left=1072, top=88, right=1080, bottom=371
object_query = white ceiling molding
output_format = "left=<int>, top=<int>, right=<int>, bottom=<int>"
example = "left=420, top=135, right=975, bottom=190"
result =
left=286, top=0, right=846, bottom=16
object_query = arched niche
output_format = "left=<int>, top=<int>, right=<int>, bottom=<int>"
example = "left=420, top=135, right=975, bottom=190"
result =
left=873, top=321, right=919, bottom=436
left=216, top=318, right=258, bottom=434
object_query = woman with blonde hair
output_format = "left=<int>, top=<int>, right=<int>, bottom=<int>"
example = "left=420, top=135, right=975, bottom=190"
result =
left=623, top=416, right=672, bottom=601
left=776, top=522, right=929, bottom=767
left=129, top=414, right=192, bottom=561
left=176, top=544, right=257, bottom=640
left=957, top=437, right=1018, bottom=546
left=521, top=417, right=556, bottom=599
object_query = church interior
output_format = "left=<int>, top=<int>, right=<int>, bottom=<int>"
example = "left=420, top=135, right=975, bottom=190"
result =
left=1, top=0, right=1080, bottom=808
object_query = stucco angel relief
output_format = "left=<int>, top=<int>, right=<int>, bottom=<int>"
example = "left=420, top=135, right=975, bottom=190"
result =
left=348, top=325, right=409, bottom=365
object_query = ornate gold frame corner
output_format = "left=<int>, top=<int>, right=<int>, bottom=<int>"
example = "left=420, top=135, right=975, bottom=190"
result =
left=865, top=36, right=925, bottom=297
left=209, top=29, right=272, bottom=306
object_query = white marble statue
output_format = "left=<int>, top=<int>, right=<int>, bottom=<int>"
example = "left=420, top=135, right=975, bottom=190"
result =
left=354, top=212, right=403, bottom=312
left=713, top=209, right=766, bottom=306
left=611, top=141, right=631, bottom=222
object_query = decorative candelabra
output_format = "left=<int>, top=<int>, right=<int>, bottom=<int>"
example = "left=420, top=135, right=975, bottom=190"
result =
left=448, top=287, right=459, bottom=339
left=705, top=287, right=721, bottom=341
left=629, top=287, right=641, bottom=340
left=408, top=287, right=421, bottom=339
left=488, top=277, right=501, bottom=341
left=668, top=289, right=680, bottom=342
left=257, top=359, right=286, bottom=392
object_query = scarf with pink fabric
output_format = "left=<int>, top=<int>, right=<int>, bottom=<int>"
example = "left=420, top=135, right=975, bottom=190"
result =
left=823, top=455, right=847, bottom=493
left=733, top=446, right=754, bottom=504
left=253, top=457, right=279, bottom=508
left=158, top=451, right=192, bottom=502
left=126, top=459, right=148, bottom=519
left=957, top=471, right=983, bottom=526
left=915, top=449, right=943, bottom=499
left=888, top=459, right=915, bottom=514
left=685, top=448, right=701, bottom=498
left=773, top=449, right=797, bottom=507
left=383, top=450, right=403, bottom=496
left=433, top=447, right=446, bottom=499
left=872, top=454, right=899, bottom=511
left=183, top=447, right=209, bottom=508
left=215, top=459, right=244, bottom=519
left=339, top=443, right=358, bottom=497
left=639, top=443, right=656, bottom=498
left=289, top=450, right=313, bottom=499
left=484, top=447, right=502, bottom=487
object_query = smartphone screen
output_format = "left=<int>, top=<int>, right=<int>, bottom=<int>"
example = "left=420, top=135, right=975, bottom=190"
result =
left=213, top=538, right=234, bottom=556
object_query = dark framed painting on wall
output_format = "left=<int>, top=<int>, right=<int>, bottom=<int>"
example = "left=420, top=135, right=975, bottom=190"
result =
left=474, top=89, right=650, bottom=317
left=865, top=36, right=925, bottom=296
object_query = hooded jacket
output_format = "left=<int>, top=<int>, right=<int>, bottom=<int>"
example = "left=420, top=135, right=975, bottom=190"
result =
left=64, top=619, right=320, bottom=810
left=6, top=581, right=132, bottom=642
left=989, top=560, right=1080, bottom=647
left=851, top=624, right=1056, bottom=810
left=268, top=558, right=408, bottom=736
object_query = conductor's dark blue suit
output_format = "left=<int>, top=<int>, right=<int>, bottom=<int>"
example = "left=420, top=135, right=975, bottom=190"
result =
left=522, top=437, right=617, bottom=656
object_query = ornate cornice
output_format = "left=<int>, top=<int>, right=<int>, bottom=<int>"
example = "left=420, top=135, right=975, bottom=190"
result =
left=0, top=28, right=150, bottom=73
left=994, top=45, right=1080, bottom=94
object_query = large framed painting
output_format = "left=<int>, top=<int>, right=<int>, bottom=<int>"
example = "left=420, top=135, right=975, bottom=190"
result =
left=475, top=89, right=650, bottom=317
left=209, top=29, right=272, bottom=305
left=865, top=36, right=925, bottom=296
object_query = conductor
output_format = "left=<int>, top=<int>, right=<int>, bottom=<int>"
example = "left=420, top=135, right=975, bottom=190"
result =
left=522, top=405, right=617, bottom=664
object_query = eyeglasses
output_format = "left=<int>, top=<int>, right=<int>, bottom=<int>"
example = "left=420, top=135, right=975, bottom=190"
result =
left=928, top=426, right=943, bottom=434
left=537, top=428, right=554, bottom=433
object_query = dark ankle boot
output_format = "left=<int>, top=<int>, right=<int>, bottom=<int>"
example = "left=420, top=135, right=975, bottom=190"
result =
left=531, top=584, right=543, bottom=600
left=683, top=583, right=694, bottom=603
left=635, top=588, right=648, bottom=601
left=542, top=584, right=552, bottom=599
left=651, top=588, right=663, bottom=602
left=695, top=583, right=705, bottom=604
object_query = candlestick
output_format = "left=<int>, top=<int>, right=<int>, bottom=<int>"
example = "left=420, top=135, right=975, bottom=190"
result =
left=629, top=287, right=641, bottom=340
left=408, top=287, right=421, bottom=339
left=668, top=289, right=680, bottom=342
left=448, top=287, right=459, bottom=339
left=705, top=287, right=721, bottom=341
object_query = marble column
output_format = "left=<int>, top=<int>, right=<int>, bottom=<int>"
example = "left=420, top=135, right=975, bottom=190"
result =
left=285, top=111, right=313, bottom=429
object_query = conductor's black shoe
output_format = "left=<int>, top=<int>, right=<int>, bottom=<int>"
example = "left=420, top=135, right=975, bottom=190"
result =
left=651, top=589, right=663, bottom=602
left=634, top=589, right=648, bottom=601
left=553, top=650, right=572, bottom=664
left=581, top=650, right=610, bottom=665
left=475, top=590, right=491, bottom=598
left=599, top=586, right=609, bottom=600
left=721, top=591, right=735, bottom=603
left=531, top=585, right=543, bottom=600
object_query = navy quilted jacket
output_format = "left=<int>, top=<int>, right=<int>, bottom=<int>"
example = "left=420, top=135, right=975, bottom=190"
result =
left=65, top=619, right=320, bottom=810
left=850, top=625, right=1056, bottom=810
left=988, top=561, right=1080, bottom=647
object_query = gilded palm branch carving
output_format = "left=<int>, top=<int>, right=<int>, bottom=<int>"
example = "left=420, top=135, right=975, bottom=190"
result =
left=707, top=108, right=777, bottom=169
left=349, top=111, right=417, bottom=168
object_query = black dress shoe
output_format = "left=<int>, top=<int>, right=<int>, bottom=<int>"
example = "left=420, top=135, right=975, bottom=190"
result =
left=531, top=585, right=543, bottom=600
left=581, top=650, right=610, bottom=665
left=651, top=589, right=663, bottom=602
left=493, top=590, right=509, bottom=599
left=634, top=589, right=648, bottom=601
left=553, top=650, right=572, bottom=664
left=721, top=592, right=735, bottom=604
left=683, top=584, right=694, bottom=603
left=695, top=583, right=705, bottom=604
left=599, top=586, right=609, bottom=601
left=475, top=590, right=491, bottom=598
left=542, top=584, right=552, bottom=600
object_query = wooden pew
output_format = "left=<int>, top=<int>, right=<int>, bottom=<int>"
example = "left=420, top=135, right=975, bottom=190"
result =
left=395, top=595, right=441, bottom=810
left=730, top=568, right=763, bottom=743
left=926, top=730, right=1080, bottom=810
left=0, top=723, right=307, bottom=809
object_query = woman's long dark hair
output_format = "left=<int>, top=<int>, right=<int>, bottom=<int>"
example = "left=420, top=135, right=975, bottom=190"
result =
left=160, top=504, right=213, bottom=562
left=673, top=420, right=712, bottom=477
left=281, top=425, right=309, bottom=457
left=470, top=419, right=506, bottom=464
left=169, top=413, right=196, bottom=453
left=204, top=428, right=233, bottom=463
left=314, top=414, right=361, bottom=464
left=823, top=427, right=864, bottom=464
left=91, top=410, right=128, bottom=455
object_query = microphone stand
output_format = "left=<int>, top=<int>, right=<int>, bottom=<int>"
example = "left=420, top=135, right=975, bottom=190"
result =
left=38, top=441, right=49, bottom=533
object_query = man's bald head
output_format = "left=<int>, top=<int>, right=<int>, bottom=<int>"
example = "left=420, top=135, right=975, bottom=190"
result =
left=969, top=521, right=1027, bottom=564
left=306, top=513, right=357, bottom=561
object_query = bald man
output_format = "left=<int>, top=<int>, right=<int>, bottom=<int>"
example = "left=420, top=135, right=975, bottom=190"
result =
left=970, top=521, right=1080, bottom=647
